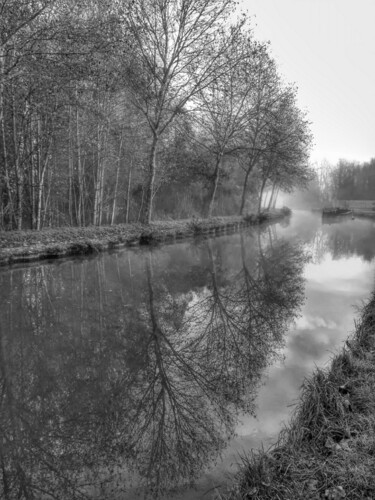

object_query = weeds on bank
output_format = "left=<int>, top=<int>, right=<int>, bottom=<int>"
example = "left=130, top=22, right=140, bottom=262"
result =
left=0, top=224, right=143, bottom=249
left=0, top=213, right=287, bottom=250
left=0, top=212, right=290, bottom=266
left=225, top=293, right=375, bottom=500
left=0, top=216, right=247, bottom=249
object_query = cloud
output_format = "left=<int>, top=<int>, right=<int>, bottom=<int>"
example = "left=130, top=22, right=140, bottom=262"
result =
left=295, top=314, right=337, bottom=331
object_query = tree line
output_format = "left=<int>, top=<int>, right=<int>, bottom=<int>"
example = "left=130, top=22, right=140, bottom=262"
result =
left=330, top=158, right=375, bottom=201
left=0, top=0, right=313, bottom=230
left=310, top=158, right=375, bottom=206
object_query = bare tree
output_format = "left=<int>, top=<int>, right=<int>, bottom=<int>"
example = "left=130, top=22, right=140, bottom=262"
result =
left=237, top=47, right=280, bottom=215
left=0, top=1, right=58, bottom=229
left=191, top=31, right=259, bottom=217
left=257, top=86, right=313, bottom=212
left=121, top=0, right=242, bottom=223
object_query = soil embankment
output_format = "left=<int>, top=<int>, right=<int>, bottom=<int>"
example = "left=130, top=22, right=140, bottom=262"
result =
left=0, top=209, right=289, bottom=267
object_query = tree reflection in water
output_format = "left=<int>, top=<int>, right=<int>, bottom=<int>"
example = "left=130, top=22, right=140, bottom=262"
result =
left=312, top=217, right=375, bottom=263
left=0, top=229, right=306, bottom=499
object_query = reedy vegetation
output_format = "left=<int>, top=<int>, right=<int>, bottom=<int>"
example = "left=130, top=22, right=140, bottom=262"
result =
left=224, top=292, right=375, bottom=500
left=0, top=0, right=313, bottom=230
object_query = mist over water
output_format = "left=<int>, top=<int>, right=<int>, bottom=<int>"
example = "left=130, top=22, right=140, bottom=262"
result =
left=1, top=211, right=374, bottom=499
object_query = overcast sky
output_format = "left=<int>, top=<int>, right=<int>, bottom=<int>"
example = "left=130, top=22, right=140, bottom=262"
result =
left=240, top=0, right=375, bottom=165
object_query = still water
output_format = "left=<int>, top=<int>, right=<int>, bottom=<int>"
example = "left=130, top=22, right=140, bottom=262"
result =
left=1, top=211, right=375, bottom=499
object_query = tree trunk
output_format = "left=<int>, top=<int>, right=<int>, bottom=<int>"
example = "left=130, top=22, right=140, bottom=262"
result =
left=29, top=113, right=36, bottom=229
left=111, top=132, right=123, bottom=225
left=258, top=177, right=267, bottom=214
left=99, top=134, right=106, bottom=225
left=137, top=186, right=144, bottom=223
left=140, top=134, right=158, bottom=224
left=76, top=89, right=84, bottom=227
left=239, top=158, right=257, bottom=215
left=36, top=116, right=42, bottom=230
left=239, top=170, right=250, bottom=216
left=12, top=90, right=23, bottom=230
left=207, top=154, right=222, bottom=218
left=272, top=186, right=280, bottom=208
left=99, top=154, right=105, bottom=225
left=36, top=136, right=51, bottom=231
left=111, top=162, right=120, bottom=226
left=68, top=106, right=74, bottom=225
left=93, top=121, right=101, bottom=225
left=43, top=158, right=53, bottom=228
left=125, top=158, right=132, bottom=224
left=0, top=47, right=14, bottom=229
left=267, top=183, right=276, bottom=210
left=239, top=121, right=261, bottom=215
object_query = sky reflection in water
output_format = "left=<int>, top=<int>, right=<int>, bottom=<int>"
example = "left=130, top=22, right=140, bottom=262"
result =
left=184, top=212, right=375, bottom=499
left=1, top=211, right=375, bottom=499
left=235, top=212, right=375, bottom=462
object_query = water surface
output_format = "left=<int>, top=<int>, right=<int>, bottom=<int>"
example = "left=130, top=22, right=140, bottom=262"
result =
left=1, top=211, right=374, bottom=499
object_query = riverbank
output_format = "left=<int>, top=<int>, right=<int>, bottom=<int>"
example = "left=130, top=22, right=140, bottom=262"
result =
left=0, top=208, right=290, bottom=267
left=225, top=291, right=375, bottom=500
left=320, top=207, right=375, bottom=219
left=353, top=210, right=375, bottom=219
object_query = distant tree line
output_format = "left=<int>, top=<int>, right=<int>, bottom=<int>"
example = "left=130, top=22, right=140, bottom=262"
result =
left=310, top=158, right=375, bottom=206
left=330, top=158, right=375, bottom=201
left=0, top=0, right=313, bottom=230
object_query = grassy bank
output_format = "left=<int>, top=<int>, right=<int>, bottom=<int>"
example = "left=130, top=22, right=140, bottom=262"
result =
left=353, top=210, right=375, bottom=219
left=0, top=208, right=290, bottom=267
left=225, top=292, right=375, bottom=500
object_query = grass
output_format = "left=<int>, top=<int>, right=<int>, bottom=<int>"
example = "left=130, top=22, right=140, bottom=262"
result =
left=0, top=210, right=288, bottom=267
left=223, top=293, right=375, bottom=500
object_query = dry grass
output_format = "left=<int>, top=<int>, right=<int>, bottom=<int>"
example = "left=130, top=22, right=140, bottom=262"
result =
left=224, top=293, right=375, bottom=500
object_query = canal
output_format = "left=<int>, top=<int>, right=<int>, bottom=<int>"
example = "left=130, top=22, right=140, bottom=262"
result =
left=1, top=211, right=374, bottom=499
